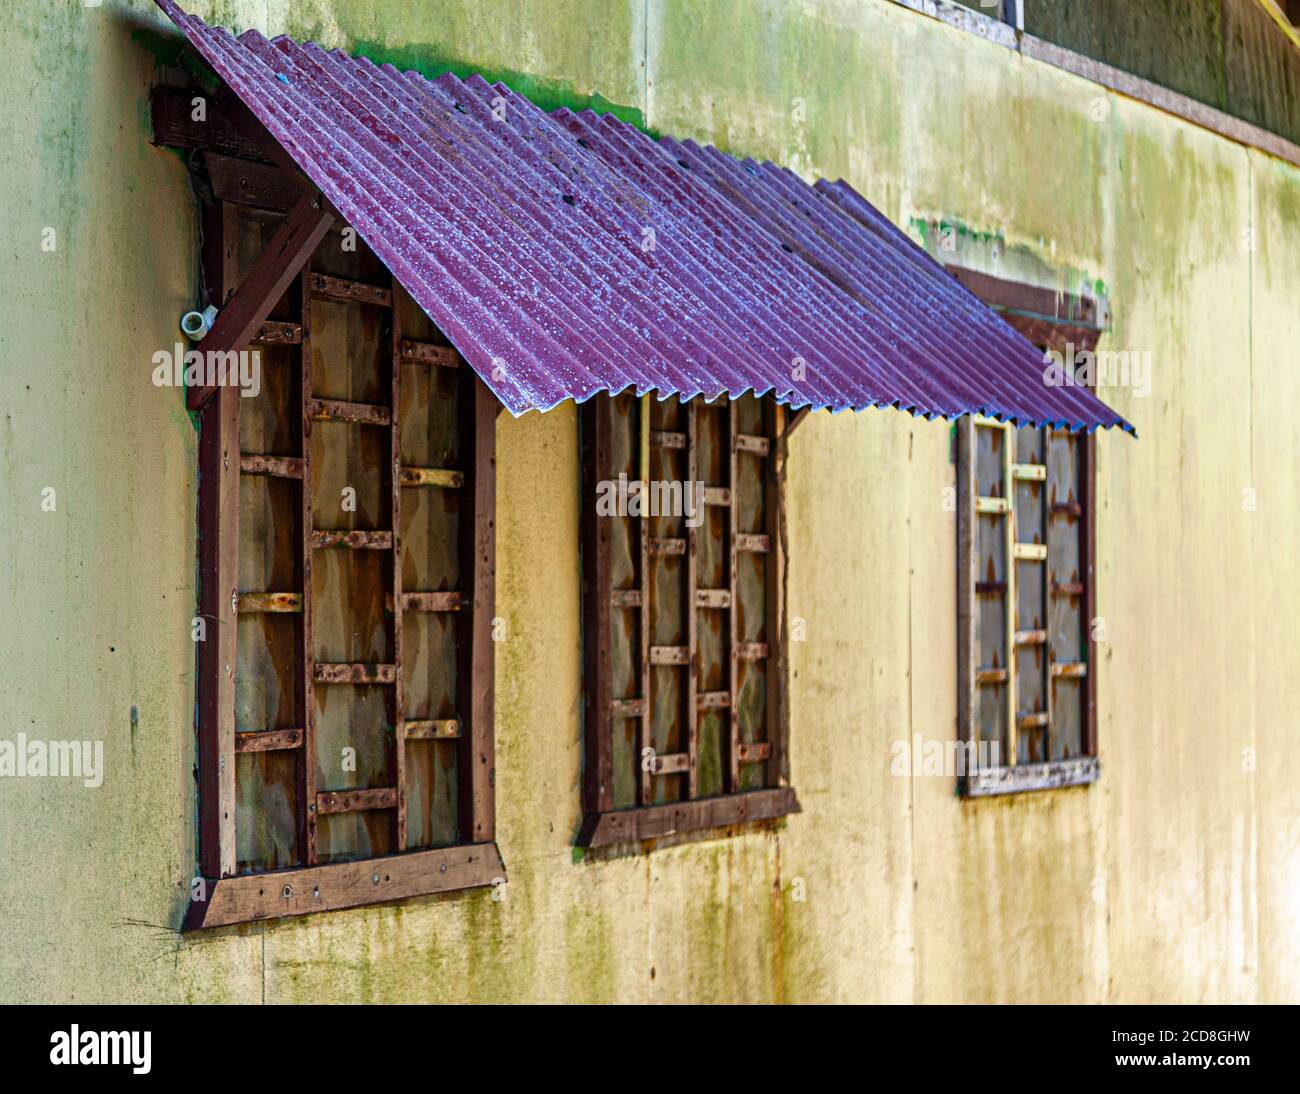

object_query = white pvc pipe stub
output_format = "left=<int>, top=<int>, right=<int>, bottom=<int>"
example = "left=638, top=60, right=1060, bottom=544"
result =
left=180, top=304, right=219, bottom=340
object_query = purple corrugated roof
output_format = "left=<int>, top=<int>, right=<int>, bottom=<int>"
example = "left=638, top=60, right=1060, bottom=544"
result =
left=156, top=0, right=1132, bottom=433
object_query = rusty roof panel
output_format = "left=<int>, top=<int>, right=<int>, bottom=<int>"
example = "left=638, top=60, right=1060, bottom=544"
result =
left=156, top=0, right=1133, bottom=433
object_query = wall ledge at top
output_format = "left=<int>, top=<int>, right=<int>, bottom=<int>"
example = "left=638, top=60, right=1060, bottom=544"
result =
left=887, top=0, right=1300, bottom=170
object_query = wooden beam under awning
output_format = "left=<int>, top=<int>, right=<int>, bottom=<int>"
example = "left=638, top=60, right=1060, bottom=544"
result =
left=187, top=191, right=334, bottom=411
left=944, top=264, right=1108, bottom=354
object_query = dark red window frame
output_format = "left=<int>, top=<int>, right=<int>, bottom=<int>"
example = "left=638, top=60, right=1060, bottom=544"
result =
left=578, top=392, right=801, bottom=846
left=952, top=266, right=1102, bottom=796
left=153, top=86, right=502, bottom=928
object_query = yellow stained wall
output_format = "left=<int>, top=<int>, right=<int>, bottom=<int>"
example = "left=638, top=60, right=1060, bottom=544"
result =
left=0, top=0, right=1295, bottom=1002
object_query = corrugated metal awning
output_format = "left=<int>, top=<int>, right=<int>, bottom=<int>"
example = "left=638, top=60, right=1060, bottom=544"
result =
left=156, top=0, right=1132, bottom=433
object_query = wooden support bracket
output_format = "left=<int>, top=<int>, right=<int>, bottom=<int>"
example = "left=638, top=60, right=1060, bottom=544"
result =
left=188, top=192, right=334, bottom=412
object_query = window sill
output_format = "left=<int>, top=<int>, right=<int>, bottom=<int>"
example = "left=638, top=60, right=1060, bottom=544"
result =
left=578, top=787, right=801, bottom=848
left=183, top=842, right=505, bottom=930
left=962, top=756, right=1099, bottom=798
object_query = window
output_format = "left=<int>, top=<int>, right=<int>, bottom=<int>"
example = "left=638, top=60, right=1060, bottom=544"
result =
left=950, top=265, right=1104, bottom=795
left=956, top=417, right=1097, bottom=794
left=188, top=197, right=500, bottom=927
left=578, top=392, right=799, bottom=846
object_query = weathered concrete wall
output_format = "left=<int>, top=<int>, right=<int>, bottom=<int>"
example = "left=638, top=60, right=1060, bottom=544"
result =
left=0, top=0, right=1295, bottom=1003
left=957, top=0, right=1300, bottom=147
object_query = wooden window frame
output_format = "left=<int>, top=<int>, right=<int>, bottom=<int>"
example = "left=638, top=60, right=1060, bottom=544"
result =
left=953, top=267, right=1102, bottom=798
left=945, top=266, right=1108, bottom=353
left=956, top=419, right=1098, bottom=796
left=577, top=394, right=801, bottom=847
left=162, top=94, right=502, bottom=927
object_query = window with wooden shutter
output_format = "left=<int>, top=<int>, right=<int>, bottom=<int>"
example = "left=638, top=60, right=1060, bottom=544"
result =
left=188, top=198, right=501, bottom=927
left=956, top=417, right=1098, bottom=794
left=578, top=391, right=800, bottom=846
left=951, top=268, right=1103, bottom=796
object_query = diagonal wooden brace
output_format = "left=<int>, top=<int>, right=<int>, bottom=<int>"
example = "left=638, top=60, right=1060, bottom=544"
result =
left=187, top=192, right=335, bottom=411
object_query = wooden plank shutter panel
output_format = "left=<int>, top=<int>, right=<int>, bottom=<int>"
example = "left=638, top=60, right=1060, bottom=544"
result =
left=188, top=201, right=501, bottom=928
left=579, top=393, right=799, bottom=846
left=958, top=416, right=1099, bottom=796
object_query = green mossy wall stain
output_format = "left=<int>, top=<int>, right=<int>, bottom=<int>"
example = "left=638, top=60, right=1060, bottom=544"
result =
left=770, top=837, right=788, bottom=1005
left=909, top=214, right=1110, bottom=316
left=349, top=39, right=652, bottom=134
left=683, top=842, right=736, bottom=1002
left=462, top=886, right=511, bottom=1003
left=911, top=218, right=1008, bottom=253
left=1255, top=156, right=1300, bottom=271
left=565, top=894, right=617, bottom=1003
